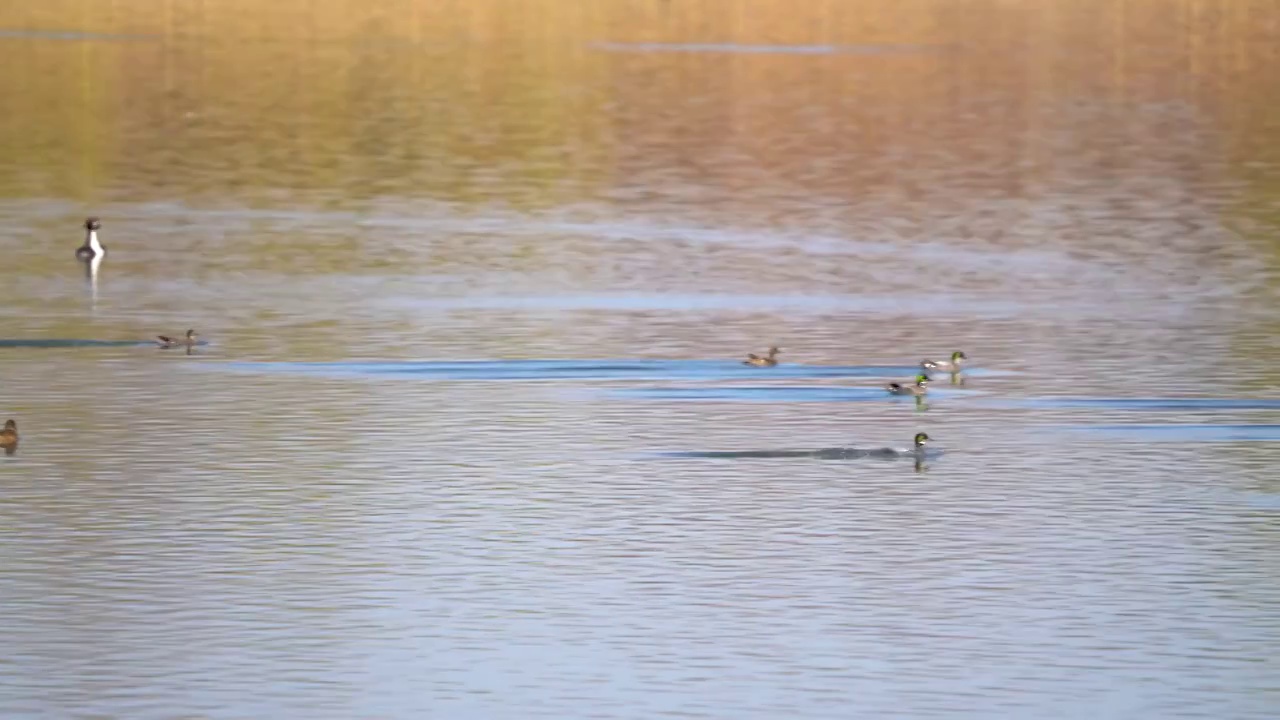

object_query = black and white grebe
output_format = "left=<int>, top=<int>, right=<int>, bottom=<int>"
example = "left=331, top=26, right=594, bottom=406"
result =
left=75, top=217, right=105, bottom=261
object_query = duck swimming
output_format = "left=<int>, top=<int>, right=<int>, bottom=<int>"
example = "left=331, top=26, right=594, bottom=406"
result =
left=156, top=329, right=198, bottom=349
left=75, top=217, right=105, bottom=261
left=886, top=373, right=930, bottom=396
left=0, top=419, right=18, bottom=454
left=921, top=351, right=967, bottom=374
left=668, top=432, right=934, bottom=462
left=862, top=432, right=930, bottom=458
left=743, top=346, right=781, bottom=367
left=816, top=432, right=933, bottom=460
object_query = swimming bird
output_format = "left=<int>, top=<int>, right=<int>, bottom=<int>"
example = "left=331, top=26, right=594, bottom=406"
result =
left=0, top=419, right=18, bottom=453
left=814, top=432, right=935, bottom=459
left=743, top=346, right=781, bottom=367
left=156, top=329, right=198, bottom=349
left=672, top=433, right=935, bottom=462
left=886, top=373, right=930, bottom=396
left=863, top=432, right=930, bottom=457
left=75, top=217, right=106, bottom=261
left=921, top=350, right=967, bottom=374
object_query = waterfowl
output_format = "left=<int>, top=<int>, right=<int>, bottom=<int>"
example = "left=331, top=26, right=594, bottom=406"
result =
left=886, top=373, right=930, bottom=396
left=743, top=346, right=781, bottom=367
left=0, top=419, right=17, bottom=448
left=864, top=432, right=930, bottom=457
left=817, top=432, right=933, bottom=460
left=75, top=217, right=105, bottom=261
left=921, top=350, right=967, bottom=374
left=156, top=329, right=198, bottom=348
left=676, top=433, right=934, bottom=462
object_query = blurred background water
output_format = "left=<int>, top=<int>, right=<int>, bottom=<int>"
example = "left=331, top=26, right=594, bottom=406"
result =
left=1, top=1, right=1279, bottom=718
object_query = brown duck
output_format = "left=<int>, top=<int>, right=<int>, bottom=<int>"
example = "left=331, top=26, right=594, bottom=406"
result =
left=743, top=346, right=781, bottom=367
left=156, top=329, right=198, bottom=349
left=1, top=419, right=18, bottom=454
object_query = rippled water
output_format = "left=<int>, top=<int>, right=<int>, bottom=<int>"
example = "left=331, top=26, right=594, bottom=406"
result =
left=2, top=2, right=1279, bottom=718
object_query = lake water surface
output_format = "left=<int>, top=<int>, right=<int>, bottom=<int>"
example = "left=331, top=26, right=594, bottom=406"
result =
left=1, top=2, right=1279, bottom=718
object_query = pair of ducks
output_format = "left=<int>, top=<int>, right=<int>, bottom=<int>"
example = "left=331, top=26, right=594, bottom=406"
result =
left=743, top=348, right=967, bottom=373
left=747, top=345, right=962, bottom=368
left=885, top=351, right=968, bottom=396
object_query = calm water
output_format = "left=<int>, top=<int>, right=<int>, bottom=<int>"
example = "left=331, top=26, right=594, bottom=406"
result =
left=2, top=2, right=1279, bottom=718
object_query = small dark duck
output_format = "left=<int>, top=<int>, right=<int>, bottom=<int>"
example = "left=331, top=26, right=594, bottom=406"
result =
left=886, top=373, right=930, bottom=396
left=822, top=432, right=933, bottom=461
left=865, top=432, right=930, bottom=457
left=75, top=217, right=106, bottom=261
left=1, top=419, right=18, bottom=454
left=156, top=329, right=198, bottom=349
left=743, top=346, right=781, bottom=367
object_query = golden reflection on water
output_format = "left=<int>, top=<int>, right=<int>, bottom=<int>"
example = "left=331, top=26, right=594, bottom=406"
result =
left=1, top=0, right=1277, bottom=215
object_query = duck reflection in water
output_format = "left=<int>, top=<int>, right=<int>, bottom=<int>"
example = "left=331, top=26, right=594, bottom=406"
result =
left=84, top=251, right=102, bottom=303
